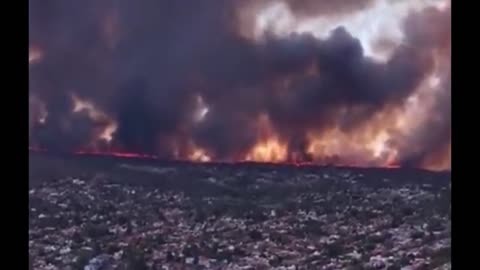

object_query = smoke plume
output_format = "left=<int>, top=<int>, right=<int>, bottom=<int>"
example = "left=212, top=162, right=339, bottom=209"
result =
left=29, top=0, right=451, bottom=170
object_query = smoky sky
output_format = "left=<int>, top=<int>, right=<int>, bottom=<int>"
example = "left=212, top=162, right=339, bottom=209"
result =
left=29, top=0, right=451, bottom=168
left=282, top=0, right=376, bottom=17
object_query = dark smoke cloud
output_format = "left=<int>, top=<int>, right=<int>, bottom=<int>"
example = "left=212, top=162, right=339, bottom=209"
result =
left=399, top=72, right=451, bottom=167
left=33, top=110, right=94, bottom=152
left=264, top=28, right=431, bottom=134
left=29, top=0, right=450, bottom=168
left=397, top=6, right=451, bottom=167
left=282, top=0, right=376, bottom=17
left=242, top=0, right=376, bottom=20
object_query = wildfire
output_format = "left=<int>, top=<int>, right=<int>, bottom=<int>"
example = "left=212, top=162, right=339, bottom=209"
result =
left=72, top=94, right=101, bottom=116
left=29, top=95, right=48, bottom=125
left=241, top=109, right=405, bottom=167
left=244, top=114, right=288, bottom=162
left=188, top=146, right=211, bottom=162
left=28, top=1, right=450, bottom=172
left=71, top=94, right=117, bottom=143
left=29, top=46, right=43, bottom=65
left=74, top=150, right=158, bottom=159
left=246, top=138, right=288, bottom=162
left=100, top=124, right=117, bottom=142
left=29, top=83, right=449, bottom=171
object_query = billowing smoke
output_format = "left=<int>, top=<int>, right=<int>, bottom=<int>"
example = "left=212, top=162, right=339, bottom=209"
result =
left=268, top=0, right=376, bottom=17
left=29, top=0, right=451, bottom=170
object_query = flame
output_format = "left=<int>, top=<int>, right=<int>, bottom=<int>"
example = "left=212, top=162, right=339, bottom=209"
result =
left=29, top=95, right=48, bottom=125
left=30, top=83, right=449, bottom=171
left=246, top=138, right=288, bottom=162
left=303, top=64, right=449, bottom=171
left=304, top=107, right=403, bottom=166
left=244, top=114, right=288, bottom=162
left=28, top=1, right=450, bottom=172
left=72, top=94, right=100, bottom=115
left=29, top=46, right=43, bottom=65
left=100, top=123, right=117, bottom=142
left=74, top=150, right=158, bottom=159
left=71, top=94, right=117, bottom=143
left=188, top=147, right=211, bottom=162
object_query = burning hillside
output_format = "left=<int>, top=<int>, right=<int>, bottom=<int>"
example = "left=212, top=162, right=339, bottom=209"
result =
left=29, top=0, right=451, bottom=171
